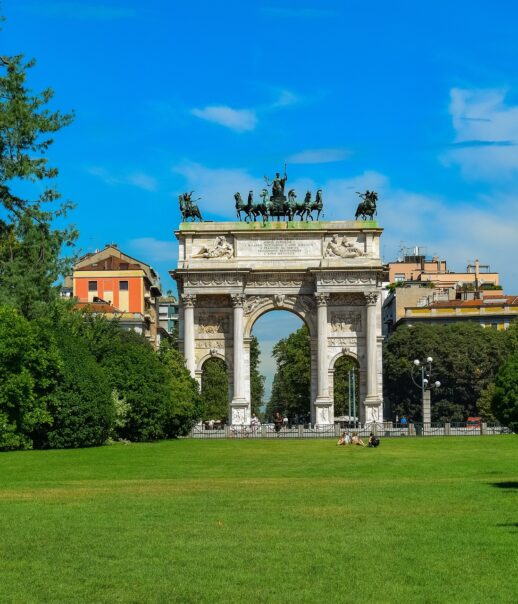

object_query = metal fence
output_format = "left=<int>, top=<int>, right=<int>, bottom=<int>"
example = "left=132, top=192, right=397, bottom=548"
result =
left=190, top=422, right=511, bottom=439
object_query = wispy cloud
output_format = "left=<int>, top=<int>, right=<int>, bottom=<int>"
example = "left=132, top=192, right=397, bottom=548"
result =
left=190, top=106, right=257, bottom=132
left=190, top=89, right=300, bottom=133
left=127, top=238, right=178, bottom=263
left=87, top=166, right=158, bottom=191
left=441, top=88, right=518, bottom=180
left=20, top=2, right=136, bottom=20
left=287, top=148, right=351, bottom=164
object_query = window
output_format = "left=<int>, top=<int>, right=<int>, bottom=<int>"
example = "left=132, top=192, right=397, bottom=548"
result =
left=88, top=281, right=97, bottom=291
left=119, top=281, right=129, bottom=291
left=394, top=273, right=405, bottom=283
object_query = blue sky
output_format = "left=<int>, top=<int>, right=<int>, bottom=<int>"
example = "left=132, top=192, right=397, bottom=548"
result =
left=4, top=1, right=518, bottom=392
left=4, top=0, right=518, bottom=293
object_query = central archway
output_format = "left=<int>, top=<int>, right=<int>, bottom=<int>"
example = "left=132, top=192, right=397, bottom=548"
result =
left=249, top=309, right=311, bottom=424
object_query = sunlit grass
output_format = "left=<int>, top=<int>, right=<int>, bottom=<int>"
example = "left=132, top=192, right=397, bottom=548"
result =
left=0, top=437, right=517, bottom=602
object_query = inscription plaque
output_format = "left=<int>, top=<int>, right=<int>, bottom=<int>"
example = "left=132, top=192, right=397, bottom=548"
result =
left=237, top=237, right=321, bottom=257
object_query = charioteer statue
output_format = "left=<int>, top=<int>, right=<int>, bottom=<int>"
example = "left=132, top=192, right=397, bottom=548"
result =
left=264, top=164, right=288, bottom=201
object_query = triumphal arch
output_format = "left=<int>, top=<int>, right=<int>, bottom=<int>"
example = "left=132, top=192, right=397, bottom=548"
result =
left=172, top=217, right=384, bottom=426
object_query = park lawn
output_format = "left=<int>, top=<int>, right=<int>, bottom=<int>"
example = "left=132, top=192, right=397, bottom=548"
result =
left=0, top=437, right=517, bottom=603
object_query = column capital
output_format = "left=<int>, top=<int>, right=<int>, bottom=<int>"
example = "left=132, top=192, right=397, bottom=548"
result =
left=364, top=292, right=379, bottom=306
left=231, top=293, right=246, bottom=308
left=314, top=292, right=330, bottom=307
left=181, top=293, right=196, bottom=308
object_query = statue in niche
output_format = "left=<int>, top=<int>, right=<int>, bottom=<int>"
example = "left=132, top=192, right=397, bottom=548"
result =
left=193, top=236, right=233, bottom=259
left=325, top=234, right=366, bottom=258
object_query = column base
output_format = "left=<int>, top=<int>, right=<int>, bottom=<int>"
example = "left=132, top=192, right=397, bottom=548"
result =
left=363, top=398, right=383, bottom=424
left=230, top=399, right=250, bottom=425
left=314, top=397, right=333, bottom=426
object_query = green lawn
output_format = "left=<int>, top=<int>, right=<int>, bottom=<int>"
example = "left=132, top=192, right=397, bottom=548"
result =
left=0, top=437, right=517, bottom=603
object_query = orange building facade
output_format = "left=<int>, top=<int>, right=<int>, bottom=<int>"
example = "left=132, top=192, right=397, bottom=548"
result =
left=70, top=245, right=163, bottom=347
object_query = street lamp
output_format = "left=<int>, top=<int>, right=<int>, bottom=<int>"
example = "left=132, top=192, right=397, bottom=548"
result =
left=411, top=357, right=441, bottom=425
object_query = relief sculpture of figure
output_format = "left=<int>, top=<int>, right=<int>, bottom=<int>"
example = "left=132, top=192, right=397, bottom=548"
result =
left=193, top=235, right=233, bottom=259
left=325, top=235, right=366, bottom=258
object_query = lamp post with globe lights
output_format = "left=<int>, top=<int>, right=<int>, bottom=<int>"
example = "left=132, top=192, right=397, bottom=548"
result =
left=411, top=357, right=441, bottom=424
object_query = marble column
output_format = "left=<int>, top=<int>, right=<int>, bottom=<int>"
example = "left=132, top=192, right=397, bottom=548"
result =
left=181, top=293, right=196, bottom=378
left=314, top=292, right=332, bottom=424
left=230, top=293, right=248, bottom=424
left=364, top=291, right=381, bottom=421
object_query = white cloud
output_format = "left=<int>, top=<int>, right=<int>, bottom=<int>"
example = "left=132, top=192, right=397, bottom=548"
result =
left=190, top=106, right=257, bottom=132
left=128, top=238, right=178, bottom=263
left=87, top=166, right=158, bottom=191
left=287, top=148, right=351, bottom=164
left=441, top=87, right=518, bottom=180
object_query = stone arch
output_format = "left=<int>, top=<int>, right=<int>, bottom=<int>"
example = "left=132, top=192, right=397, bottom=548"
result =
left=244, top=296, right=316, bottom=339
left=173, top=221, right=384, bottom=426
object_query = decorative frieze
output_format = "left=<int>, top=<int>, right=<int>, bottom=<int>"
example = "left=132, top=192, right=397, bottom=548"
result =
left=184, top=273, right=243, bottom=287
left=196, top=295, right=230, bottom=307
left=329, top=293, right=365, bottom=306
left=197, top=313, right=229, bottom=334
left=330, top=311, right=362, bottom=333
left=319, top=272, right=375, bottom=285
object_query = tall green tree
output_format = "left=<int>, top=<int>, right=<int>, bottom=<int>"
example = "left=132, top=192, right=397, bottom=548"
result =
left=201, top=358, right=229, bottom=422
left=0, top=50, right=76, bottom=318
left=159, top=340, right=202, bottom=436
left=250, top=335, right=265, bottom=417
left=267, top=325, right=311, bottom=421
left=333, top=356, right=359, bottom=417
left=0, top=306, right=61, bottom=450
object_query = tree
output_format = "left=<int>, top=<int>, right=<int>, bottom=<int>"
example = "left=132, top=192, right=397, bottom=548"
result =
left=333, top=356, right=359, bottom=417
left=267, top=325, right=311, bottom=421
left=99, top=330, right=176, bottom=442
left=491, top=353, right=518, bottom=432
left=0, top=306, right=60, bottom=450
left=383, top=323, right=508, bottom=421
left=0, top=49, right=76, bottom=318
left=41, top=321, right=114, bottom=449
left=250, top=336, right=265, bottom=417
left=201, top=358, right=228, bottom=422
left=159, top=340, right=202, bottom=436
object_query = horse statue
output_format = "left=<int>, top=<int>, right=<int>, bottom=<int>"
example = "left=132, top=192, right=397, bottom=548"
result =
left=179, top=191, right=203, bottom=222
left=234, top=191, right=254, bottom=222
left=302, top=189, right=323, bottom=221
left=250, top=188, right=271, bottom=222
left=355, top=190, right=378, bottom=220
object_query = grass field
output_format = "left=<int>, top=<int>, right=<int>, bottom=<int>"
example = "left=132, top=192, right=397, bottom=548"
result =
left=0, top=437, right=517, bottom=603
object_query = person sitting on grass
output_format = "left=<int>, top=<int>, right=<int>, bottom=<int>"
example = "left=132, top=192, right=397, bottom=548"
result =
left=337, top=431, right=352, bottom=446
left=368, top=432, right=380, bottom=448
left=351, top=432, right=366, bottom=447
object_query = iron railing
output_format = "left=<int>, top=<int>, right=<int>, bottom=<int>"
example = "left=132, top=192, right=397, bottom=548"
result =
left=189, top=422, right=511, bottom=439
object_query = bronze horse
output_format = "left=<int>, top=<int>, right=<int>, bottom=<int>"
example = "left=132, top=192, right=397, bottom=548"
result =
left=179, top=192, right=203, bottom=221
left=355, top=190, right=377, bottom=220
